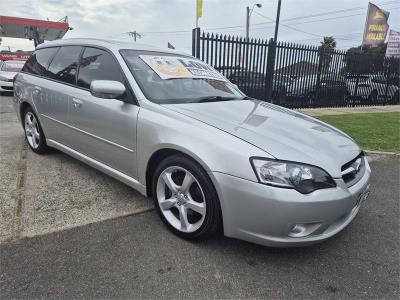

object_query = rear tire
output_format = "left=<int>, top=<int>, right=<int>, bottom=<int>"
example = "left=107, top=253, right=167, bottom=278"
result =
left=152, top=154, right=222, bottom=240
left=23, top=107, right=50, bottom=154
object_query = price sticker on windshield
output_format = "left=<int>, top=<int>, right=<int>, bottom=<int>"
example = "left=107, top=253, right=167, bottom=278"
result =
left=139, top=55, right=226, bottom=81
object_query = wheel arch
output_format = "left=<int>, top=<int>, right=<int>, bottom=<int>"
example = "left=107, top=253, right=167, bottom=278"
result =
left=145, top=147, right=210, bottom=197
left=19, top=101, right=32, bottom=125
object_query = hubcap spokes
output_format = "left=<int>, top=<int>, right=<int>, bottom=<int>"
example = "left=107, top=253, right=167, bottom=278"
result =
left=157, top=166, right=206, bottom=233
left=24, top=112, right=40, bottom=149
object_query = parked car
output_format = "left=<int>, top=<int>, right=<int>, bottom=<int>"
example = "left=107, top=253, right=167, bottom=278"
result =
left=274, top=74, right=294, bottom=87
left=0, top=60, right=25, bottom=93
left=287, top=74, right=348, bottom=106
left=346, top=74, right=399, bottom=104
left=228, top=70, right=287, bottom=103
left=13, top=39, right=370, bottom=247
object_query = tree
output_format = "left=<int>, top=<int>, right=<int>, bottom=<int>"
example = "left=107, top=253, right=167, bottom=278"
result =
left=320, top=36, right=337, bottom=49
left=319, top=36, right=337, bottom=71
left=347, top=43, right=387, bottom=55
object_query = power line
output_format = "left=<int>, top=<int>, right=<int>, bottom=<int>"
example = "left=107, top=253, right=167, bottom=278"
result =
left=202, top=0, right=398, bottom=31
left=111, top=1, right=398, bottom=38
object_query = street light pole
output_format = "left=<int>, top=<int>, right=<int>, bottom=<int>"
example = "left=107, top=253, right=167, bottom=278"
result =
left=246, top=6, right=250, bottom=40
left=273, top=0, right=282, bottom=42
left=245, top=3, right=262, bottom=40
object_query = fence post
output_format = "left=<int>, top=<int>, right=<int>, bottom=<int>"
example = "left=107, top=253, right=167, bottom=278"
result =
left=192, top=27, right=201, bottom=58
left=265, top=38, right=276, bottom=103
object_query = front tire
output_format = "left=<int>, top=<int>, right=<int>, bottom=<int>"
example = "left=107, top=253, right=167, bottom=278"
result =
left=152, top=154, right=222, bottom=240
left=23, top=107, right=50, bottom=154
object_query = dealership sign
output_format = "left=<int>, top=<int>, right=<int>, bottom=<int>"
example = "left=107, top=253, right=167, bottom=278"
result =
left=362, top=2, right=390, bottom=47
left=139, top=55, right=226, bottom=81
left=0, top=53, right=30, bottom=61
left=385, top=30, right=400, bottom=58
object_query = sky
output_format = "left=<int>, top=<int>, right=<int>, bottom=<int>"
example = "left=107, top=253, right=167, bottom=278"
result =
left=0, top=0, right=399, bottom=53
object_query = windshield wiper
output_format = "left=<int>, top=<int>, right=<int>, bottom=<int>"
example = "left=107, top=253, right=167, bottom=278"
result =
left=194, top=96, right=241, bottom=103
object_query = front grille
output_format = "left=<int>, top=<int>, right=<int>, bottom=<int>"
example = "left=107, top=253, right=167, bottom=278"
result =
left=341, top=152, right=365, bottom=187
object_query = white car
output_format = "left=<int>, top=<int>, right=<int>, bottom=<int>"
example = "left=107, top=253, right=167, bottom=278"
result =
left=346, top=74, right=399, bottom=103
left=0, top=60, right=25, bottom=93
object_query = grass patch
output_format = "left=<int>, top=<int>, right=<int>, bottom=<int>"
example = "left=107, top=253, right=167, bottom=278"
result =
left=318, top=112, right=400, bottom=153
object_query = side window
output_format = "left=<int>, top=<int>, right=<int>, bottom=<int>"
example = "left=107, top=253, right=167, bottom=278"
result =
left=21, top=47, right=59, bottom=77
left=47, top=46, right=82, bottom=85
left=77, top=47, right=125, bottom=89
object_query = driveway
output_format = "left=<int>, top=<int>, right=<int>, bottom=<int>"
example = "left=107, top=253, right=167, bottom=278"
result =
left=0, top=94, right=399, bottom=299
left=0, top=94, right=152, bottom=243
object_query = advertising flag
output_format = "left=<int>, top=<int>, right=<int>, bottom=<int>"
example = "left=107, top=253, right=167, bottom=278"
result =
left=197, top=0, right=203, bottom=21
left=362, top=2, right=390, bottom=47
left=385, top=30, right=400, bottom=58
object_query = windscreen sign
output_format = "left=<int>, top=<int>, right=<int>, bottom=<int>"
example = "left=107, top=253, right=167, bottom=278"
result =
left=139, top=55, right=226, bottom=81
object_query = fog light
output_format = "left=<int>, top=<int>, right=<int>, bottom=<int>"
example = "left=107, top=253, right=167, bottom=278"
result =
left=289, top=224, right=306, bottom=236
left=288, top=223, right=321, bottom=238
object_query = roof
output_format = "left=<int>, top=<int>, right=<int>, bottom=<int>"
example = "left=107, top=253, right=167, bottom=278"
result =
left=0, top=15, right=70, bottom=41
left=37, top=38, right=190, bottom=56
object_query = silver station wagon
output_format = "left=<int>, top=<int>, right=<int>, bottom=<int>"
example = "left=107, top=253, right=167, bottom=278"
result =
left=13, top=39, right=371, bottom=247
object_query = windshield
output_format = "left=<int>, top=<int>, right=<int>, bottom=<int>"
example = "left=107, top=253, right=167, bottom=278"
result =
left=120, top=50, right=243, bottom=104
left=1, top=61, right=24, bottom=72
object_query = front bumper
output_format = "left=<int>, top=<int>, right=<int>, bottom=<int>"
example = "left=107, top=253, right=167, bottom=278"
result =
left=0, top=80, right=14, bottom=92
left=210, top=159, right=371, bottom=247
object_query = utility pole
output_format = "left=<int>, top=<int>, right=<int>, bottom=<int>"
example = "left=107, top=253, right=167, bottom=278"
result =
left=128, top=30, right=142, bottom=42
left=273, top=0, right=282, bottom=42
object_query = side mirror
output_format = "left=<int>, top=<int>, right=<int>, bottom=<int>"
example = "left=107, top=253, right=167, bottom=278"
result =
left=90, top=80, right=126, bottom=99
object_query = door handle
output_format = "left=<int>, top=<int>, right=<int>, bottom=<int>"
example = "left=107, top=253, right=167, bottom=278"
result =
left=72, top=98, right=83, bottom=108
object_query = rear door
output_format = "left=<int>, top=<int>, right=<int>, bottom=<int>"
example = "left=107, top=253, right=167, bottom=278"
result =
left=19, top=47, right=60, bottom=135
left=67, top=47, right=139, bottom=178
left=39, top=46, right=83, bottom=145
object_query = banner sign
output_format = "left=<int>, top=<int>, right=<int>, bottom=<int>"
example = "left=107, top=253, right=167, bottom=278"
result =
left=385, top=30, right=400, bottom=58
left=139, top=55, right=226, bottom=81
left=362, top=2, right=390, bottom=47
left=0, top=53, right=30, bottom=61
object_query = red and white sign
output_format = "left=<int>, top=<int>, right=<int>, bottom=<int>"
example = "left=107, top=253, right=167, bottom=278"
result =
left=0, top=53, right=30, bottom=61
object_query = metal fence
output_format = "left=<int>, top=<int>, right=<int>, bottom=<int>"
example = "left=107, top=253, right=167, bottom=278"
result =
left=192, top=28, right=400, bottom=108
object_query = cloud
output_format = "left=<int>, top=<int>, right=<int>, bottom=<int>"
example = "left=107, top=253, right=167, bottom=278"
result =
left=0, top=0, right=399, bottom=52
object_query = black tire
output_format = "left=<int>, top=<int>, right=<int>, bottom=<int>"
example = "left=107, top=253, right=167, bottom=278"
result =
left=368, top=90, right=378, bottom=103
left=23, top=107, right=51, bottom=154
left=152, top=154, right=222, bottom=240
left=307, top=92, right=315, bottom=108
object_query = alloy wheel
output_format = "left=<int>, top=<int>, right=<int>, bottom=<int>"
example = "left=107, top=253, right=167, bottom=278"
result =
left=156, top=166, right=206, bottom=233
left=24, top=112, right=40, bottom=149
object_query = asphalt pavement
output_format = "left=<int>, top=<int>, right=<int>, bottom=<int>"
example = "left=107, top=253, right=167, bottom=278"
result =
left=0, top=93, right=399, bottom=299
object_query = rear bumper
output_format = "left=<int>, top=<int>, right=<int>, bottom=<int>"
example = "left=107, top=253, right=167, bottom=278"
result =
left=210, top=159, right=371, bottom=247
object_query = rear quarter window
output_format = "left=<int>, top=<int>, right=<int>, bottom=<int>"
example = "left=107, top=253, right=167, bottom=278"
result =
left=21, top=47, right=59, bottom=77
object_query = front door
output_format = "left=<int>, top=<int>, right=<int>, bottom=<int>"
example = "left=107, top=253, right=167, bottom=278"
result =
left=67, top=47, right=139, bottom=178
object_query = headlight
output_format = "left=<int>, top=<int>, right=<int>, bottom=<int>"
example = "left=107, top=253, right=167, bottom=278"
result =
left=250, top=158, right=336, bottom=194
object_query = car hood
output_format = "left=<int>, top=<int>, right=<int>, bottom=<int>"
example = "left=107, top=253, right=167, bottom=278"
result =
left=0, top=71, right=17, bottom=79
left=163, top=100, right=361, bottom=177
